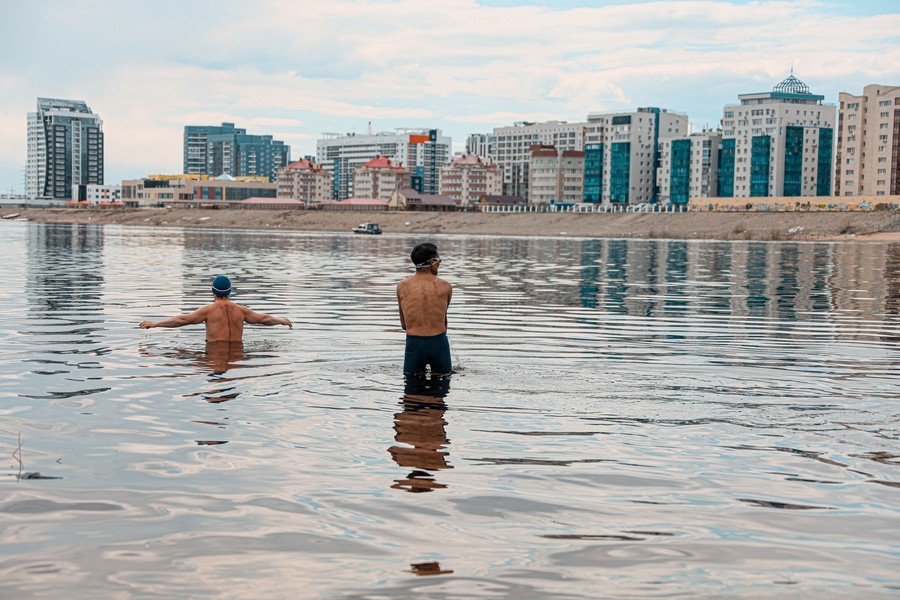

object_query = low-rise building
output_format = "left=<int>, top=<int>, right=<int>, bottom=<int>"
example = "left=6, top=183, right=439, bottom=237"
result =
left=389, top=188, right=459, bottom=211
left=121, top=174, right=276, bottom=206
left=73, top=183, right=122, bottom=203
left=439, top=155, right=502, bottom=208
left=475, top=195, right=526, bottom=210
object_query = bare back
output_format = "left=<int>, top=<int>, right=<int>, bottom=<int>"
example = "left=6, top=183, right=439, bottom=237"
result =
left=203, top=300, right=246, bottom=342
left=397, top=273, right=452, bottom=336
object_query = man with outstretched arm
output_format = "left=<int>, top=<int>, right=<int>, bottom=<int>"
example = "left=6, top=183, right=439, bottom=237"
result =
left=397, top=243, right=453, bottom=376
left=140, top=275, right=292, bottom=342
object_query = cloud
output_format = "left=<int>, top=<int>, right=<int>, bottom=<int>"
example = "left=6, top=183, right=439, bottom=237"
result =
left=0, top=0, right=898, bottom=189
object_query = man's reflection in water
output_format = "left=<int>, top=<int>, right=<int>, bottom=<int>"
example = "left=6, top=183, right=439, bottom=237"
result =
left=138, top=341, right=247, bottom=403
left=389, top=375, right=453, bottom=493
left=200, top=341, right=245, bottom=403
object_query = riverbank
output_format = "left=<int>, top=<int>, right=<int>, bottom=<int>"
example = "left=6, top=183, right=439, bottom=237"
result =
left=3, top=207, right=900, bottom=241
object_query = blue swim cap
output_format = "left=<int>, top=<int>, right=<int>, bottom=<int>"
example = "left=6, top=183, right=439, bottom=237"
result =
left=211, top=275, right=232, bottom=297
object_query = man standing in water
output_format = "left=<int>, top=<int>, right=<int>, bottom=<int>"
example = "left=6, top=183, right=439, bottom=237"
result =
left=139, top=275, right=292, bottom=342
left=397, top=243, right=453, bottom=376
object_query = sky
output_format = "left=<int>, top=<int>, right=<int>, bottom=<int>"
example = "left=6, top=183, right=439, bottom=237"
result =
left=1, top=0, right=898, bottom=193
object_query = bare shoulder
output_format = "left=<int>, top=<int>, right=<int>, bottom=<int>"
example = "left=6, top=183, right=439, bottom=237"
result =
left=436, top=277, right=452, bottom=290
left=397, top=276, right=414, bottom=292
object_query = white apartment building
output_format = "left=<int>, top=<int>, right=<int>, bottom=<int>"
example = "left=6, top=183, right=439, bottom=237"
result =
left=439, top=155, right=502, bottom=207
left=657, top=130, right=722, bottom=204
left=316, top=129, right=451, bottom=200
left=465, top=133, right=493, bottom=159
left=527, top=146, right=585, bottom=204
left=352, top=156, right=410, bottom=203
left=27, top=98, right=103, bottom=199
left=719, top=73, right=836, bottom=198
left=836, top=84, right=900, bottom=197
left=490, top=121, right=587, bottom=198
left=276, top=158, right=333, bottom=203
left=587, top=107, right=688, bottom=204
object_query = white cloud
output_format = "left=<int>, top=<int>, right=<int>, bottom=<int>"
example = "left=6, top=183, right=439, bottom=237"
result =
left=0, top=0, right=898, bottom=189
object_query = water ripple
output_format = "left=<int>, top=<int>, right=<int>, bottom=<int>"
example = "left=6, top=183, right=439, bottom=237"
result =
left=0, top=222, right=898, bottom=597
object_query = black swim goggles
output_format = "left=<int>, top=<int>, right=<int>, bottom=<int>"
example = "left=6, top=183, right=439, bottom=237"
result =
left=415, top=257, right=442, bottom=269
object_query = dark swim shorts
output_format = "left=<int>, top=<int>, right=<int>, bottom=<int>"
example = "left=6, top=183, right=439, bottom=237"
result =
left=404, top=333, right=452, bottom=375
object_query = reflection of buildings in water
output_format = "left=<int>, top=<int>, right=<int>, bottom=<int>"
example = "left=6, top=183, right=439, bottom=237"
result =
left=663, top=241, right=688, bottom=314
left=579, top=239, right=600, bottom=309
left=829, top=243, right=895, bottom=324
left=886, top=245, right=900, bottom=318
left=27, top=224, right=105, bottom=315
left=603, top=239, right=630, bottom=314
left=717, top=242, right=834, bottom=320
left=389, top=376, right=452, bottom=493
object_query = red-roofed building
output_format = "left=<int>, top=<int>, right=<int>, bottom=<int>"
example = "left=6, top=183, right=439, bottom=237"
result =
left=439, top=155, right=502, bottom=208
left=352, top=155, right=411, bottom=203
left=277, top=158, right=333, bottom=204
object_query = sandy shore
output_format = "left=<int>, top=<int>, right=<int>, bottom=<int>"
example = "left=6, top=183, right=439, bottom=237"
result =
left=2, top=207, right=900, bottom=242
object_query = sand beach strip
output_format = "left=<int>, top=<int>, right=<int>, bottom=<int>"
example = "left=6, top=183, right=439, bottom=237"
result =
left=2, top=207, right=899, bottom=242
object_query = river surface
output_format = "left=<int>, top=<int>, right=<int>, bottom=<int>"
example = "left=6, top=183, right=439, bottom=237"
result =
left=1, top=222, right=899, bottom=598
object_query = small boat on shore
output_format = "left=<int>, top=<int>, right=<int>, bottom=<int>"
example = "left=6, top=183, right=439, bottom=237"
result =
left=352, top=223, right=382, bottom=235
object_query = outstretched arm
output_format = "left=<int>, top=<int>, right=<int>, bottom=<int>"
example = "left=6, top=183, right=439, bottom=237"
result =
left=243, top=307, right=292, bottom=328
left=140, top=307, right=207, bottom=330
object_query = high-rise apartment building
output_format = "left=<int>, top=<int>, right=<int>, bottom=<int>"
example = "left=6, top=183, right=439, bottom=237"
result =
left=718, top=74, right=836, bottom=198
left=316, top=129, right=450, bottom=200
left=465, top=133, right=493, bottom=159
left=352, top=156, right=411, bottom=202
left=490, top=121, right=587, bottom=198
left=276, top=158, right=333, bottom=203
left=27, top=98, right=103, bottom=199
left=183, top=122, right=290, bottom=182
left=657, top=130, right=722, bottom=205
left=836, top=84, right=900, bottom=197
left=527, top=145, right=585, bottom=204
left=184, top=123, right=245, bottom=175
left=586, top=107, right=688, bottom=204
left=440, top=155, right=502, bottom=207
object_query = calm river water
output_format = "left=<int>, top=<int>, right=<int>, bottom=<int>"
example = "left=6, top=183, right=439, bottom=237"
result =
left=1, top=222, right=899, bottom=598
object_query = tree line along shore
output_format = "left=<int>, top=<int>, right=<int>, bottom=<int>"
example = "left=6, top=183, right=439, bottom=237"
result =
left=2, top=207, right=899, bottom=242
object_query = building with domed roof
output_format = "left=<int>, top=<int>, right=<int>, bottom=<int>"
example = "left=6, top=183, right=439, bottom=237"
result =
left=718, top=73, right=836, bottom=198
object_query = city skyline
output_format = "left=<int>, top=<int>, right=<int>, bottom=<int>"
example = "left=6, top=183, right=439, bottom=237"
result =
left=1, top=0, right=898, bottom=193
